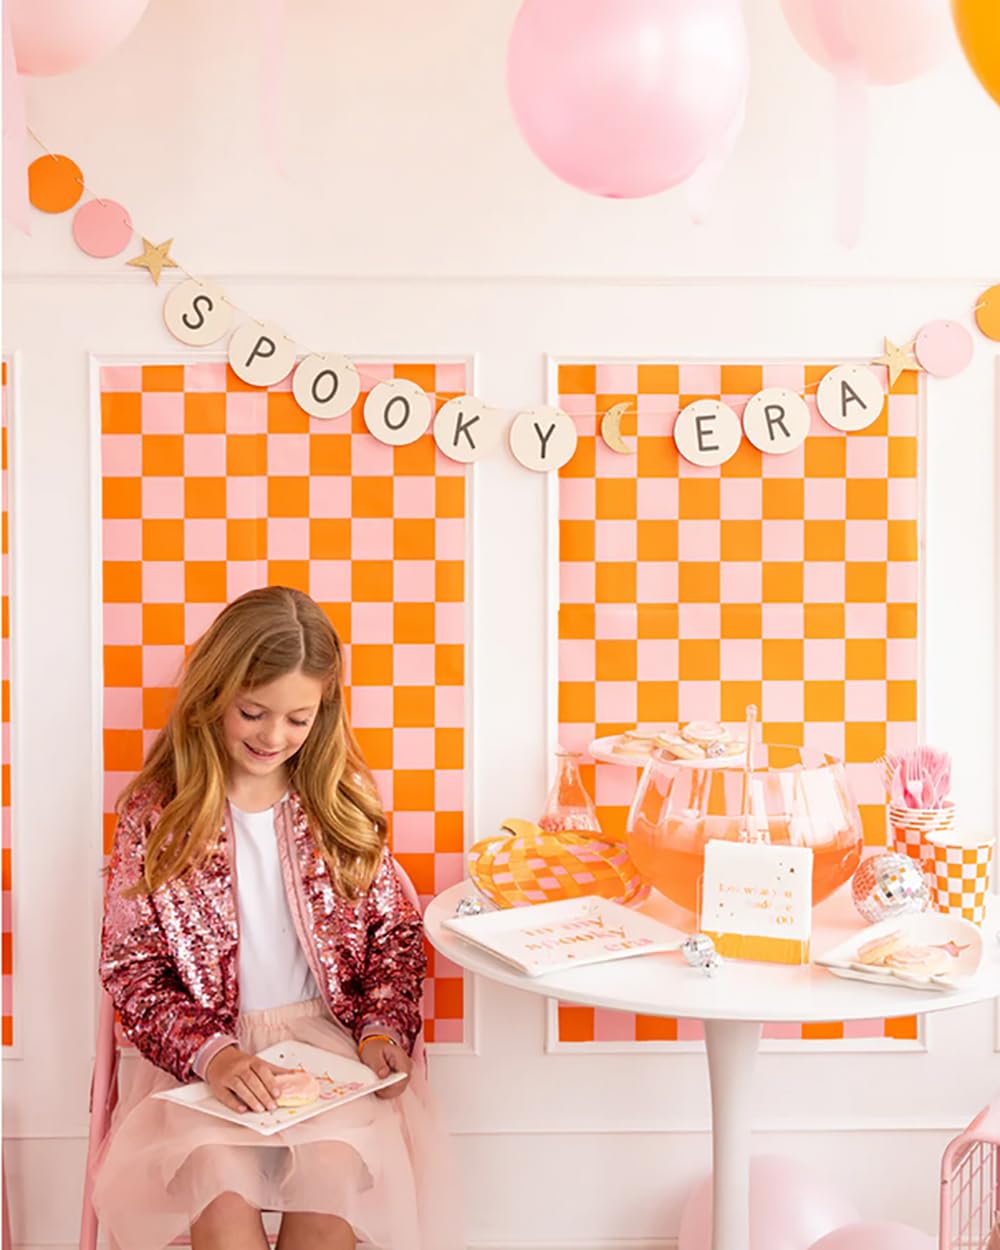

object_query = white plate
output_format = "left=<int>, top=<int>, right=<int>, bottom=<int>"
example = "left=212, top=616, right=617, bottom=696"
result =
left=589, top=734, right=747, bottom=769
left=815, top=912, right=983, bottom=992
left=153, top=1040, right=405, bottom=1136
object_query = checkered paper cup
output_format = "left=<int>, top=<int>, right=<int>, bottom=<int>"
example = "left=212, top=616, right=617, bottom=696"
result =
left=888, top=802, right=955, bottom=883
left=926, top=829, right=994, bottom=926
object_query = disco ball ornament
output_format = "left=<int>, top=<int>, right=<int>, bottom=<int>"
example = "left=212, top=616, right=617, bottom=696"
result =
left=701, top=951, right=724, bottom=978
left=455, top=895, right=486, bottom=917
left=681, top=933, right=717, bottom=967
left=680, top=933, right=724, bottom=976
left=851, top=852, right=930, bottom=924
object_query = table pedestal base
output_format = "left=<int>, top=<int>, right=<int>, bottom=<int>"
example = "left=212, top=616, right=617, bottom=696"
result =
left=703, top=1019, right=762, bottom=1250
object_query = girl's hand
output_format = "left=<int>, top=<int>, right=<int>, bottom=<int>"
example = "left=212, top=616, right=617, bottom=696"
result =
left=359, top=1036, right=412, bottom=1098
left=205, top=1045, right=288, bottom=1114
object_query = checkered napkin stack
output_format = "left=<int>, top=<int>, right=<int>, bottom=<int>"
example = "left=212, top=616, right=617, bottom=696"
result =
left=467, top=819, right=648, bottom=910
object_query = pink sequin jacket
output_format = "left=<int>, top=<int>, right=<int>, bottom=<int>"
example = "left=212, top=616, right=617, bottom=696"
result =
left=100, top=789, right=426, bottom=1083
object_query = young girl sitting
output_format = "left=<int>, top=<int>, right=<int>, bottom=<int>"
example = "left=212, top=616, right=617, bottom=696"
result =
left=93, top=586, right=460, bottom=1250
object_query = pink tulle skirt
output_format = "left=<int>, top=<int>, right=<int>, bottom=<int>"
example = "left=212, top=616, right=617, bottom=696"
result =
left=92, top=999, right=462, bottom=1250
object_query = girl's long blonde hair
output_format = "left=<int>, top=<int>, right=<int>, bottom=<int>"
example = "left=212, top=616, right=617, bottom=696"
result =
left=119, top=586, right=386, bottom=899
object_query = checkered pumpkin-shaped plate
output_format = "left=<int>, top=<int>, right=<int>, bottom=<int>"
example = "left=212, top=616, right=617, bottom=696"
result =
left=468, top=829, right=647, bottom=909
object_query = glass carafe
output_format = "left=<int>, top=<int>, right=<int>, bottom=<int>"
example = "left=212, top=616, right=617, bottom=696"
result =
left=538, top=748, right=602, bottom=835
left=625, top=745, right=863, bottom=912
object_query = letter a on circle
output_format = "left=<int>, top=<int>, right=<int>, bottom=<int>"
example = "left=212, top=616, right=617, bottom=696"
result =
left=816, top=365, right=885, bottom=432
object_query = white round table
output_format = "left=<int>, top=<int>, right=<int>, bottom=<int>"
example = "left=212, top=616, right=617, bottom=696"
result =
left=425, top=882, right=1000, bottom=1250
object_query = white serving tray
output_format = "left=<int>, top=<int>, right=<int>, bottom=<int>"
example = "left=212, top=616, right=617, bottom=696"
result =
left=154, top=1040, right=405, bottom=1137
left=814, top=912, right=983, bottom=992
left=589, top=733, right=746, bottom=769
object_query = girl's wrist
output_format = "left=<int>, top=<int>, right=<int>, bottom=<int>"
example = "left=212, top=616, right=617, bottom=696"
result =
left=358, top=1032, right=396, bottom=1055
left=359, top=1020, right=404, bottom=1047
left=193, top=1033, right=240, bottom=1079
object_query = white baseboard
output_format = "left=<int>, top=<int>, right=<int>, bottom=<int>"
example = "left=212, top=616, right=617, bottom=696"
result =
left=17, top=1243, right=677, bottom=1250
left=469, top=1239, right=673, bottom=1249
left=456, top=1239, right=678, bottom=1250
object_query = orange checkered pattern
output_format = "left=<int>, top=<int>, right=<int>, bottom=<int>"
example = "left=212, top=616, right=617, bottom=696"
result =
left=2, top=360, right=12, bottom=1048
left=555, top=361, right=920, bottom=1046
left=101, top=361, right=467, bottom=1043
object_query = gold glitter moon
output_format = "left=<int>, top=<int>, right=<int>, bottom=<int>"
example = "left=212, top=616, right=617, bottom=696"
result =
left=600, top=401, right=634, bottom=455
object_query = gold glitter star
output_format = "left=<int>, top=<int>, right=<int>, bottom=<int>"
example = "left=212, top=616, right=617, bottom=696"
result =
left=127, top=237, right=179, bottom=284
left=874, top=336, right=919, bottom=388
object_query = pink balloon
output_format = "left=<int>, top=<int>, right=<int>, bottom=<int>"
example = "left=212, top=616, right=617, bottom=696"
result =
left=679, top=1155, right=859, bottom=1250
left=779, top=0, right=952, bottom=86
left=10, top=0, right=152, bottom=77
left=507, top=0, right=749, bottom=198
left=808, top=1222, right=936, bottom=1250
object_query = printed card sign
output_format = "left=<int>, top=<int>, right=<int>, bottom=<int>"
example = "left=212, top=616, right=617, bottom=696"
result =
left=701, top=841, right=814, bottom=965
left=443, top=896, right=683, bottom=976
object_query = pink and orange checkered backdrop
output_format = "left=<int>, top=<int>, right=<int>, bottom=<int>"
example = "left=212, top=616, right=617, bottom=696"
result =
left=100, top=361, right=468, bottom=1044
left=555, top=360, right=920, bottom=1046
left=2, top=360, right=12, bottom=1048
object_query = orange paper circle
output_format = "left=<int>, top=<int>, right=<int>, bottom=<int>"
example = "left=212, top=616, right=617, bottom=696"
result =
left=28, top=154, right=84, bottom=213
left=974, top=285, right=1000, bottom=342
left=953, top=0, right=1000, bottom=107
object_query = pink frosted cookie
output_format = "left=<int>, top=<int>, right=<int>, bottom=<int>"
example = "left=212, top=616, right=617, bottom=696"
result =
left=274, top=1070, right=321, bottom=1108
left=856, top=930, right=906, bottom=966
left=884, top=945, right=951, bottom=978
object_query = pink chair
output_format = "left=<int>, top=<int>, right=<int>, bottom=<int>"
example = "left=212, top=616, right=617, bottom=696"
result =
left=939, top=1096, right=1000, bottom=1248
left=3, top=1158, right=13, bottom=1250
left=79, top=863, right=426, bottom=1250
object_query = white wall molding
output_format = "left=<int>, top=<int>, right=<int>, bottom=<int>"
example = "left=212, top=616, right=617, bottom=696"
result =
left=0, top=1242, right=681, bottom=1250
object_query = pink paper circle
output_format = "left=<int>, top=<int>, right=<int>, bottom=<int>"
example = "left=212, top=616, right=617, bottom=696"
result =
left=72, top=198, right=133, bottom=258
left=914, top=320, right=974, bottom=378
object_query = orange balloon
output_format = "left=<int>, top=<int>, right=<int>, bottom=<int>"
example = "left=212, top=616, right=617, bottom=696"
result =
left=27, top=153, right=83, bottom=213
left=953, top=0, right=1000, bottom=107
left=975, top=285, right=1000, bottom=342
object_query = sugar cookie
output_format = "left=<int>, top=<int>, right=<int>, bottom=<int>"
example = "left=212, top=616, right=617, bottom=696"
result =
left=273, top=1071, right=321, bottom=1108
left=856, top=930, right=906, bottom=966
left=885, top=945, right=951, bottom=978
left=680, top=721, right=730, bottom=746
left=655, top=734, right=703, bottom=760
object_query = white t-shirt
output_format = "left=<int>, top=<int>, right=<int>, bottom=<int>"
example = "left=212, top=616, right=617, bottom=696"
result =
left=231, top=801, right=320, bottom=1012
